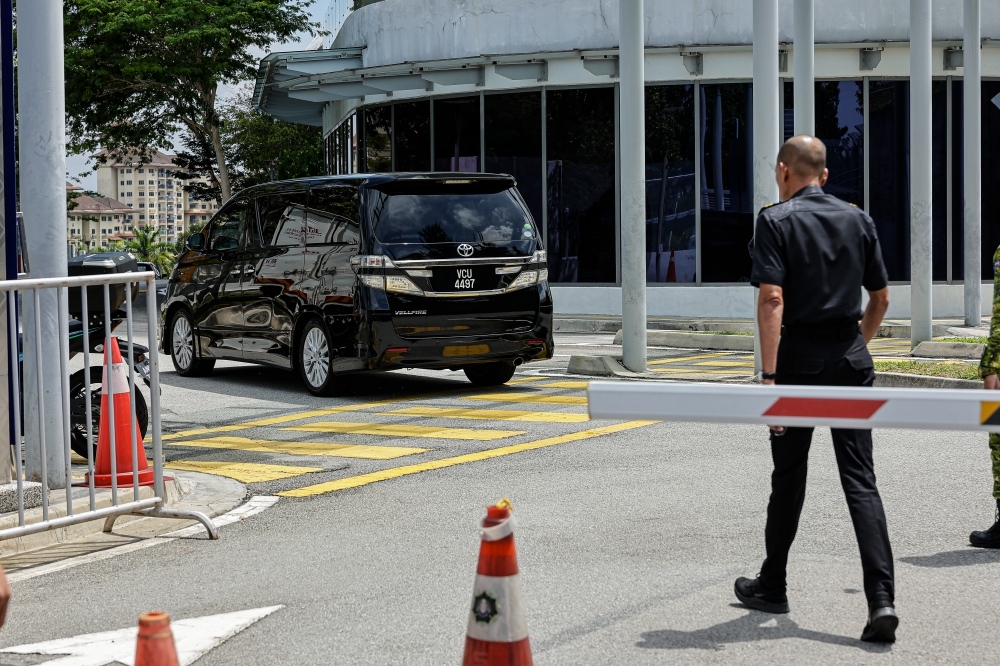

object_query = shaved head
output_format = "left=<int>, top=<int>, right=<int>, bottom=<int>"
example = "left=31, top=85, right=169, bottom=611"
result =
left=777, top=135, right=827, bottom=179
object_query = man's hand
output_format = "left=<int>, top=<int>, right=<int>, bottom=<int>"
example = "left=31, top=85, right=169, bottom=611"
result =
left=986, top=374, right=999, bottom=390
left=861, top=287, right=890, bottom=343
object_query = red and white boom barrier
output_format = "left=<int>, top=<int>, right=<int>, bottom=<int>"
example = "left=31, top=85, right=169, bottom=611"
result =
left=587, top=381, right=1000, bottom=433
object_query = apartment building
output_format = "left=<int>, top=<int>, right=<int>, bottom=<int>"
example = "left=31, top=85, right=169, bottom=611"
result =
left=66, top=182, right=136, bottom=250
left=94, top=150, right=219, bottom=244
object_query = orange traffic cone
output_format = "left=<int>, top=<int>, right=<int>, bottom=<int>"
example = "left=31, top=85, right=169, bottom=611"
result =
left=665, top=250, right=677, bottom=282
left=462, top=499, right=532, bottom=666
left=134, top=611, right=180, bottom=666
left=86, top=337, right=154, bottom=488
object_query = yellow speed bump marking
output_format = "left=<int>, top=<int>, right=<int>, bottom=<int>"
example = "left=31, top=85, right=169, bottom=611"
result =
left=536, top=381, right=589, bottom=389
left=284, top=421, right=524, bottom=440
left=278, top=420, right=658, bottom=497
left=506, top=376, right=552, bottom=384
left=164, top=461, right=323, bottom=483
left=463, top=393, right=588, bottom=405
left=650, top=368, right=753, bottom=375
left=647, top=352, right=731, bottom=366
left=171, top=436, right=428, bottom=460
left=382, top=406, right=590, bottom=423
left=691, top=361, right=754, bottom=367
left=161, top=388, right=472, bottom=441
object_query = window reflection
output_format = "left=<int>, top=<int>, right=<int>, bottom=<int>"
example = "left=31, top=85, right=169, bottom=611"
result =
left=394, top=101, right=431, bottom=171
left=868, top=81, right=910, bottom=281
left=546, top=87, right=616, bottom=283
left=700, top=83, right=753, bottom=283
left=364, top=105, right=391, bottom=173
left=645, top=85, right=696, bottom=283
left=485, top=92, right=543, bottom=226
left=981, top=81, right=1000, bottom=279
left=434, top=96, right=480, bottom=173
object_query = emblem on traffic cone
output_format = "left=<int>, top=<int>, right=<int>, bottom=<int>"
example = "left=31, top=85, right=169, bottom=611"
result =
left=134, top=611, right=180, bottom=666
left=86, top=337, right=154, bottom=488
left=462, top=499, right=532, bottom=666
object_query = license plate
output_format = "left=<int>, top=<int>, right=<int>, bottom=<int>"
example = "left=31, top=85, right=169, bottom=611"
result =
left=454, top=268, right=476, bottom=290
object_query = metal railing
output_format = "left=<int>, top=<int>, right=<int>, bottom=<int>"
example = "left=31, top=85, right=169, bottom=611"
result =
left=0, top=271, right=217, bottom=540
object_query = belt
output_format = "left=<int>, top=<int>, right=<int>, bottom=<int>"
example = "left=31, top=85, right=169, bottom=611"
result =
left=782, top=320, right=860, bottom=340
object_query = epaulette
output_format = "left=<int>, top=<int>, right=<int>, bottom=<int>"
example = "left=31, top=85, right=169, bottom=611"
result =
left=849, top=203, right=858, bottom=207
left=762, top=202, right=777, bottom=209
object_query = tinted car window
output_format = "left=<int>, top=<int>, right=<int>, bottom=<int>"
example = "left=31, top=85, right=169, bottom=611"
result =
left=307, top=186, right=360, bottom=245
left=258, top=192, right=308, bottom=247
left=208, top=201, right=249, bottom=251
left=369, top=189, right=533, bottom=244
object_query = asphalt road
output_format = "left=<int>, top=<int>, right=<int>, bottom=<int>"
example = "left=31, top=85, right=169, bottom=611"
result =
left=4, top=330, right=1000, bottom=664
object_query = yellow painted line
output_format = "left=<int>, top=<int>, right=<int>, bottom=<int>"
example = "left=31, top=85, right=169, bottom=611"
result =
left=161, top=388, right=472, bottom=441
left=284, top=421, right=525, bottom=440
left=650, top=368, right=753, bottom=375
left=278, top=420, right=658, bottom=497
left=462, top=393, right=589, bottom=405
left=170, top=436, right=427, bottom=460
left=691, top=361, right=754, bottom=367
left=506, top=376, right=551, bottom=384
left=382, top=406, right=590, bottom=423
left=164, top=460, right=323, bottom=483
left=647, top=352, right=731, bottom=366
left=536, top=381, right=589, bottom=389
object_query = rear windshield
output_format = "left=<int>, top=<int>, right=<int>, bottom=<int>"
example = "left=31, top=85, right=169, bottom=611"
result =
left=368, top=189, right=535, bottom=244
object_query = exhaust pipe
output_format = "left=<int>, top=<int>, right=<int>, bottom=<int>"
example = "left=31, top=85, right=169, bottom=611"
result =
left=513, top=357, right=524, bottom=366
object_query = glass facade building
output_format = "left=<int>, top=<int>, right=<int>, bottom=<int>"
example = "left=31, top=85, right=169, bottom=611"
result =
left=326, top=79, right=1000, bottom=289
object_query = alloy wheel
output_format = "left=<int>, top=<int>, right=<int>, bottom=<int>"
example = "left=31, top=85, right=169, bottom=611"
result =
left=302, top=326, right=330, bottom=388
left=172, top=316, right=194, bottom=370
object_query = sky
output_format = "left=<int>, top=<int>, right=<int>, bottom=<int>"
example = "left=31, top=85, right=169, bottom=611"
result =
left=65, top=1, right=328, bottom=193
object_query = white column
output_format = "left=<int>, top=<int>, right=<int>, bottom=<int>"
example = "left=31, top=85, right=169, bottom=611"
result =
left=910, top=0, right=933, bottom=344
left=964, top=0, right=982, bottom=326
left=793, top=0, right=815, bottom=136
left=619, top=0, right=647, bottom=373
left=17, top=0, right=68, bottom=487
left=753, top=0, right=780, bottom=374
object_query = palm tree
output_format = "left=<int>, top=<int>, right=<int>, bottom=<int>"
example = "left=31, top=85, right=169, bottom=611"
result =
left=124, top=225, right=175, bottom=273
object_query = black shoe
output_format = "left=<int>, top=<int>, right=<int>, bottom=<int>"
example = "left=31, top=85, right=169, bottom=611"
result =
left=734, top=576, right=790, bottom=614
left=860, top=595, right=898, bottom=643
left=969, top=499, right=1000, bottom=548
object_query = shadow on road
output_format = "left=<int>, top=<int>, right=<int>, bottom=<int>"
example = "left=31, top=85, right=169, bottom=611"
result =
left=900, top=548, right=1000, bottom=568
left=636, top=606, right=890, bottom=653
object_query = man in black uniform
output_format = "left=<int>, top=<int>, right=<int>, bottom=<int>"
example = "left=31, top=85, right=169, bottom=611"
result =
left=735, top=135, right=897, bottom=643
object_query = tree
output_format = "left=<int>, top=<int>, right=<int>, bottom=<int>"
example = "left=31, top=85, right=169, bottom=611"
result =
left=124, top=225, right=175, bottom=272
left=173, top=91, right=323, bottom=202
left=63, top=0, right=317, bottom=202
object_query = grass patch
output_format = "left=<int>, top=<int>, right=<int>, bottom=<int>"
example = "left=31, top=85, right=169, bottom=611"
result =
left=874, top=359, right=980, bottom=381
left=936, top=336, right=987, bottom=344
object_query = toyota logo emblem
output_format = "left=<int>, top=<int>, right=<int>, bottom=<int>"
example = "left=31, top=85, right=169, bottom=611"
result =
left=457, top=244, right=474, bottom=257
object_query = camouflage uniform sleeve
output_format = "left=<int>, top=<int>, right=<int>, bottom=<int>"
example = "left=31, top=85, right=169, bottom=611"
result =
left=980, top=245, right=1000, bottom=378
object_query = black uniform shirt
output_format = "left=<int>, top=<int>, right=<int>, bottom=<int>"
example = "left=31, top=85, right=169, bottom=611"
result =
left=750, top=185, right=889, bottom=326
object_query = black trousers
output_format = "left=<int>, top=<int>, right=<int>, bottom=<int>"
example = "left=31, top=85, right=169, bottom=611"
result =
left=757, top=330, right=895, bottom=602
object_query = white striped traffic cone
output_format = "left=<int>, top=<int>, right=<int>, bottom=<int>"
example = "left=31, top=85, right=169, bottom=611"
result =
left=462, top=499, right=532, bottom=665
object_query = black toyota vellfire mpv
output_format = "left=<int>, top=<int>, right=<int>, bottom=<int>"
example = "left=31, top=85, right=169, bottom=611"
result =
left=160, top=174, right=554, bottom=395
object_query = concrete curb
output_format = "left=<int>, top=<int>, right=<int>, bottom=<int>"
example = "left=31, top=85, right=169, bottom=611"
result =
left=611, top=329, right=755, bottom=350
left=0, top=470, right=247, bottom=558
left=911, top=341, right=985, bottom=359
left=554, top=317, right=951, bottom=339
left=873, top=372, right=984, bottom=389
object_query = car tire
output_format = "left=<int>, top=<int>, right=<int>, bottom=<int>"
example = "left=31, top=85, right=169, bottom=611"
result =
left=464, top=362, right=516, bottom=387
left=170, top=310, right=215, bottom=377
left=298, top=319, right=339, bottom=396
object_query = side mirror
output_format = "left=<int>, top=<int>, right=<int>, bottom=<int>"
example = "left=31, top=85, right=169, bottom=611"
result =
left=186, top=234, right=204, bottom=251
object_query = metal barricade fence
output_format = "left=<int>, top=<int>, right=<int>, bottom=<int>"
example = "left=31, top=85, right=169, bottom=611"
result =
left=0, top=271, right=217, bottom=541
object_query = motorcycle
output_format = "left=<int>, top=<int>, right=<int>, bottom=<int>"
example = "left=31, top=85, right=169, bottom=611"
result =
left=67, top=311, right=152, bottom=457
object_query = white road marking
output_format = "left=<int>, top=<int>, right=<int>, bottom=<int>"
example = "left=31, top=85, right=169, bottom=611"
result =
left=8, top=496, right=280, bottom=584
left=1, top=605, right=283, bottom=666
